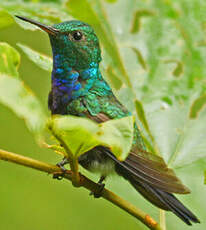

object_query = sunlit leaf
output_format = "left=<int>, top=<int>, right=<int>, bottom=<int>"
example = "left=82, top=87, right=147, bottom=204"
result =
left=48, top=116, right=99, bottom=158
left=0, top=1, right=71, bottom=30
left=1, top=0, right=206, bottom=229
left=0, top=74, right=47, bottom=134
left=0, top=43, right=47, bottom=135
left=0, top=42, right=20, bottom=77
left=48, top=115, right=134, bottom=160
left=17, top=43, right=52, bottom=72
left=98, top=116, right=134, bottom=161
left=147, top=102, right=206, bottom=168
left=65, top=0, right=131, bottom=88
left=0, top=10, right=14, bottom=29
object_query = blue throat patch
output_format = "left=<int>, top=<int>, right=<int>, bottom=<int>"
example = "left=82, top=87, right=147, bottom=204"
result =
left=52, top=54, right=112, bottom=106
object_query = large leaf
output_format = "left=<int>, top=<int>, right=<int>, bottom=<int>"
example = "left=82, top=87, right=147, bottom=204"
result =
left=48, top=115, right=134, bottom=160
left=147, top=101, right=206, bottom=168
left=64, top=0, right=206, bottom=229
left=0, top=43, right=47, bottom=135
left=0, top=42, right=20, bottom=77
left=0, top=1, right=71, bottom=31
left=65, top=0, right=129, bottom=89
left=17, top=43, right=52, bottom=72
left=0, top=74, right=46, bottom=134
left=0, top=10, right=14, bottom=29
left=0, top=0, right=206, bottom=229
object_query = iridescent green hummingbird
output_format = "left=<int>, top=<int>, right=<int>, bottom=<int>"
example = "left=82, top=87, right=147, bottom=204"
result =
left=16, top=16, right=200, bottom=225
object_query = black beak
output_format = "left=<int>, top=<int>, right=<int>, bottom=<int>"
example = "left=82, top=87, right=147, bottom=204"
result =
left=15, top=15, right=59, bottom=36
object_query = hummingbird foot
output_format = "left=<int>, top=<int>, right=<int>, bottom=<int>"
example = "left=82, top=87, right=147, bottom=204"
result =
left=90, top=175, right=106, bottom=198
left=53, top=157, right=69, bottom=180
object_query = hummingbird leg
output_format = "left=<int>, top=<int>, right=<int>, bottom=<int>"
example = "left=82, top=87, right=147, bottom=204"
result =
left=90, top=175, right=106, bottom=198
left=53, top=157, right=69, bottom=180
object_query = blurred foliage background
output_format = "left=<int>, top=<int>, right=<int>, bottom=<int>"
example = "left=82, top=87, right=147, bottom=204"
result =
left=1, top=0, right=206, bottom=229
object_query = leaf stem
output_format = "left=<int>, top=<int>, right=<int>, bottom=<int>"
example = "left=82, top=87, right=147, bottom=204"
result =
left=47, top=123, right=81, bottom=184
left=41, top=142, right=66, bottom=156
left=71, top=157, right=81, bottom=186
left=160, top=210, right=166, bottom=230
left=0, top=148, right=162, bottom=230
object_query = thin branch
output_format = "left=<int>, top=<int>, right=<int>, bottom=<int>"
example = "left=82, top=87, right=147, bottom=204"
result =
left=0, top=148, right=162, bottom=230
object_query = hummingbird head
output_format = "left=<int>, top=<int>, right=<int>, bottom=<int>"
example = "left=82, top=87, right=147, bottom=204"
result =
left=16, top=16, right=102, bottom=71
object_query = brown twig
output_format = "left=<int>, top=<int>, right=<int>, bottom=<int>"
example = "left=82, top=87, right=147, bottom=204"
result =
left=0, top=148, right=162, bottom=230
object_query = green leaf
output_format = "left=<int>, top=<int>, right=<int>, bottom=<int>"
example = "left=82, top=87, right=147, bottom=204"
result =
left=134, top=99, right=157, bottom=153
left=189, top=94, right=206, bottom=119
left=17, top=43, right=52, bottom=72
left=1, top=1, right=206, bottom=229
left=0, top=43, right=47, bottom=135
left=65, top=0, right=132, bottom=88
left=0, top=1, right=72, bottom=31
left=0, top=74, right=47, bottom=134
left=148, top=102, right=206, bottom=168
left=0, top=10, right=14, bottom=29
left=48, top=116, right=100, bottom=158
left=164, top=59, right=183, bottom=78
left=204, top=171, right=206, bottom=184
left=0, top=42, right=20, bottom=77
left=104, top=0, right=117, bottom=3
left=48, top=115, right=134, bottom=160
left=98, top=116, right=134, bottom=161
left=105, top=65, right=122, bottom=90
left=131, top=47, right=147, bottom=70
left=130, top=9, right=155, bottom=34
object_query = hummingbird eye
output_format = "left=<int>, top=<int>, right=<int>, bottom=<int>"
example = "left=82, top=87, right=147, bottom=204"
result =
left=71, top=31, right=83, bottom=41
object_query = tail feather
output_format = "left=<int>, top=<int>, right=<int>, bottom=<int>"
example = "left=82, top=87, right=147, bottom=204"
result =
left=103, top=147, right=200, bottom=225
left=128, top=176, right=200, bottom=225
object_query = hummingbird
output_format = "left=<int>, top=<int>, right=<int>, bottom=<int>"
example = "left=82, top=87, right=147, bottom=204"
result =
left=16, top=15, right=200, bottom=225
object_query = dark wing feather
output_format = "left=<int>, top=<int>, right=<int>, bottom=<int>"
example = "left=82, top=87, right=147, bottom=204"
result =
left=87, top=111, right=190, bottom=194
left=107, top=149, right=190, bottom=194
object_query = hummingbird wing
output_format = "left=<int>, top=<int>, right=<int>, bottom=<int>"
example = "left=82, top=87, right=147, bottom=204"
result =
left=106, top=148, right=190, bottom=194
left=83, top=107, right=190, bottom=194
